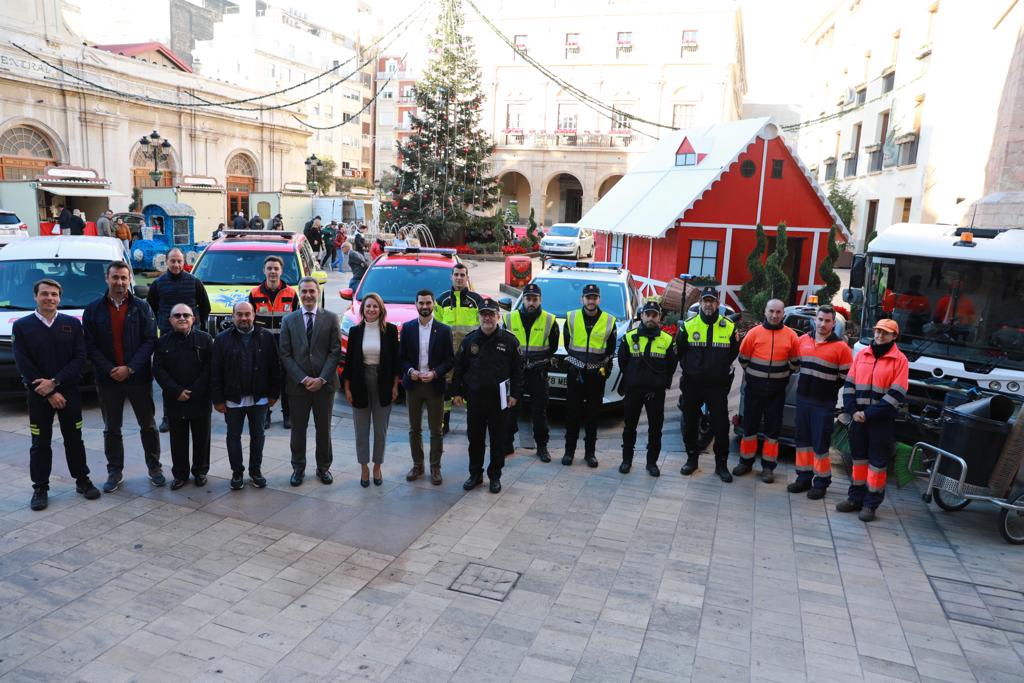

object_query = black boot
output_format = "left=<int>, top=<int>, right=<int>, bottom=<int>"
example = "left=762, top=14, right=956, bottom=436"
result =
left=537, top=444, right=551, bottom=463
left=618, top=459, right=632, bottom=474
left=680, top=454, right=699, bottom=475
left=158, top=416, right=169, bottom=433
left=714, top=461, right=733, bottom=483
left=732, top=461, right=753, bottom=477
left=443, top=411, right=451, bottom=435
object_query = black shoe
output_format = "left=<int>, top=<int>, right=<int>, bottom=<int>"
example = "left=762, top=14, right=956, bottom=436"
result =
left=250, top=471, right=267, bottom=488
left=194, top=474, right=207, bottom=487
left=263, top=412, right=272, bottom=430
left=858, top=507, right=877, bottom=522
left=584, top=454, right=598, bottom=468
left=374, top=476, right=383, bottom=487
left=647, top=464, right=661, bottom=477
left=283, top=416, right=292, bottom=430
left=76, top=479, right=101, bottom=500
left=732, top=462, right=753, bottom=477
left=360, top=478, right=370, bottom=488
left=230, top=472, right=245, bottom=490
left=290, top=470, right=304, bottom=487
left=806, top=488, right=826, bottom=500
left=618, top=461, right=632, bottom=474
left=150, top=471, right=166, bottom=487
left=169, top=479, right=187, bottom=491
left=463, top=474, right=483, bottom=491
left=715, top=463, right=733, bottom=483
left=561, top=453, right=574, bottom=466
left=159, top=416, right=169, bottom=433
left=443, top=412, right=451, bottom=436
left=316, top=469, right=333, bottom=485
left=761, top=469, right=775, bottom=484
left=30, top=490, right=48, bottom=511
left=787, top=480, right=812, bottom=494
left=836, top=499, right=863, bottom=513
left=489, top=479, right=502, bottom=494
left=537, top=445, right=551, bottom=463
left=680, top=456, right=699, bottom=476
left=102, top=475, right=123, bottom=493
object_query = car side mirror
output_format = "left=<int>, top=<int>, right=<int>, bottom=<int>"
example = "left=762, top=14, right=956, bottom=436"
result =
left=312, top=270, right=328, bottom=285
left=842, top=288, right=864, bottom=306
left=340, top=288, right=353, bottom=301
left=133, top=284, right=149, bottom=298
left=498, top=296, right=513, bottom=310
left=849, top=254, right=866, bottom=288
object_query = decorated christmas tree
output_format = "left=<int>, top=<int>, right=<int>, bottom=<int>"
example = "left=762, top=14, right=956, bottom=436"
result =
left=379, top=0, right=500, bottom=242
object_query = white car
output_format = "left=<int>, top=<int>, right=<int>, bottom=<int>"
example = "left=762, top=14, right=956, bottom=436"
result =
left=539, top=223, right=595, bottom=259
left=501, top=260, right=642, bottom=404
left=0, top=210, right=29, bottom=248
left=0, top=236, right=142, bottom=396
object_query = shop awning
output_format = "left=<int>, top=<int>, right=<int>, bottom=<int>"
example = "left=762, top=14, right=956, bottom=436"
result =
left=41, top=186, right=128, bottom=198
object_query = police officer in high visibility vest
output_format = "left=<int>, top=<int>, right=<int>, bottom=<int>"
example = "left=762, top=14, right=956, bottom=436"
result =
left=437, top=262, right=484, bottom=434
left=677, top=287, right=739, bottom=481
left=618, top=300, right=676, bottom=477
left=502, top=283, right=559, bottom=461
left=248, top=255, right=298, bottom=429
left=563, top=283, right=617, bottom=468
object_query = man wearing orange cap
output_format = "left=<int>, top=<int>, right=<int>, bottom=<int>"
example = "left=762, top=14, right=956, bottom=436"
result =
left=838, top=318, right=909, bottom=521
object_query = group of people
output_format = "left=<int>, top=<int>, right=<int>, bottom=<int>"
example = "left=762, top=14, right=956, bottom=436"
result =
left=52, top=206, right=132, bottom=249
left=13, top=256, right=909, bottom=522
left=230, top=211, right=285, bottom=232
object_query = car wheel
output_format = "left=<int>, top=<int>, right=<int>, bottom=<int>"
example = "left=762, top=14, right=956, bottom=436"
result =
left=575, top=248, right=581, bottom=259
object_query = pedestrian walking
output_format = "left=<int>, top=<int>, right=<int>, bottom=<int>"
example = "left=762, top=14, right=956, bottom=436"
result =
left=115, top=217, right=132, bottom=251
left=452, top=300, right=523, bottom=493
left=787, top=305, right=853, bottom=498
left=837, top=319, right=909, bottom=521
left=147, top=247, right=212, bottom=433
left=210, top=302, right=280, bottom=489
left=342, top=293, right=400, bottom=487
left=13, top=279, right=100, bottom=511
left=353, top=224, right=367, bottom=253
left=734, top=298, right=799, bottom=483
left=501, top=282, right=559, bottom=460
left=618, top=300, right=676, bottom=477
left=249, top=255, right=298, bottom=429
left=232, top=211, right=248, bottom=230
left=153, top=303, right=213, bottom=489
left=96, top=209, right=113, bottom=238
left=399, top=289, right=455, bottom=484
left=677, top=287, right=739, bottom=481
left=343, top=241, right=368, bottom=289
left=82, top=260, right=164, bottom=492
left=437, top=263, right=484, bottom=434
left=562, top=284, right=617, bottom=468
left=321, top=221, right=337, bottom=269
left=304, top=216, right=324, bottom=262
left=279, top=277, right=341, bottom=487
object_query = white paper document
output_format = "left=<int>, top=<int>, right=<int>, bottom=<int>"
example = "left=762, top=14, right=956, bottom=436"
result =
left=499, top=379, right=511, bottom=409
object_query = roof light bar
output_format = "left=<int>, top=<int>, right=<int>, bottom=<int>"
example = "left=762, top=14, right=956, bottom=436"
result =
left=225, top=230, right=295, bottom=239
left=547, top=259, right=622, bottom=270
left=384, top=246, right=457, bottom=255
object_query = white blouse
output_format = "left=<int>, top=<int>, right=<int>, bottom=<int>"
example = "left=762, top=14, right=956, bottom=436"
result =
left=362, top=320, right=381, bottom=365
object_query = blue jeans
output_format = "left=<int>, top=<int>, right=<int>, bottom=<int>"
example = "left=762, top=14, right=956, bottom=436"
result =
left=224, top=404, right=268, bottom=474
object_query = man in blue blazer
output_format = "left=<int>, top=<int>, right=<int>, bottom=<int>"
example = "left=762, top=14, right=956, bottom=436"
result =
left=399, top=289, right=455, bottom=485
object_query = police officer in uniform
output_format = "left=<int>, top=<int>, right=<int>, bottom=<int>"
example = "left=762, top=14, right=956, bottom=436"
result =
left=249, top=255, right=298, bottom=429
left=563, top=284, right=617, bottom=468
left=437, top=263, right=485, bottom=434
left=618, top=301, right=676, bottom=477
left=451, top=300, right=524, bottom=493
left=677, top=287, right=739, bottom=481
left=502, top=283, right=559, bottom=461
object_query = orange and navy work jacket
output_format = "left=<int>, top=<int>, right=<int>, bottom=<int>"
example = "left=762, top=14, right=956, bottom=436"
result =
left=795, top=332, right=853, bottom=404
left=249, top=282, right=298, bottom=335
left=738, top=323, right=799, bottom=391
left=842, top=344, right=910, bottom=421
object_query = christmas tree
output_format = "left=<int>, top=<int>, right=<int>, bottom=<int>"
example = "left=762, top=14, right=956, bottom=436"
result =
left=379, top=0, right=500, bottom=242
left=816, top=225, right=842, bottom=305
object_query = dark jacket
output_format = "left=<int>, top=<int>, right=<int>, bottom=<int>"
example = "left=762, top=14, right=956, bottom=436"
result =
left=353, top=230, right=366, bottom=253
left=147, top=270, right=212, bottom=335
left=12, top=313, right=87, bottom=391
left=451, top=327, right=524, bottom=402
left=676, top=311, right=739, bottom=385
left=250, top=215, right=265, bottom=230
left=153, top=329, right=214, bottom=418
left=399, top=318, right=455, bottom=394
left=232, top=215, right=248, bottom=230
left=82, top=294, right=158, bottom=384
left=348, top=249, right=368, bottom=280
left=618, top=326, right=677, bottom=393
left=341, top=321, right=400, bottom=408
left=210, top=327, right=281, bottom=405
left=57, top=207, right=72, bottom=233
left=69, top=214, right=86, bottom=236
left=304, top=224, right=323, bottom=250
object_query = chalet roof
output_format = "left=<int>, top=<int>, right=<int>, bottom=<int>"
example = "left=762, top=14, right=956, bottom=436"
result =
left=93, top=42, right=193, bottom=73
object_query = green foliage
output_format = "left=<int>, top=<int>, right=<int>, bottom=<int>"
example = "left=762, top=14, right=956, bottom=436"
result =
left=752, top=223, right=791, bottom=318
left=524, top=207, right=540, bottom=248
left=129, top=186, right=143, bottom=212
left=827, top=180, right=855, bottom=232
left=816, top=225, right=842, bottom=305
left=503, top=200, right=520, bottom=225
left=738, top=223, right=767, bottom=311
left=306, top=156, right=338, bottom=194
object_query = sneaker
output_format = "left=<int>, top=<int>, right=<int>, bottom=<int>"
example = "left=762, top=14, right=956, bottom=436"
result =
left=230, top=472, right=245, bottom=490
left=858, top=507, right=877, bottom=522
left=732, top=462, right=753, bottom=477
left=761, top=469, right=775, bottom=484
left=102, top=475, right=123, bottom=493
left=170, top=479, right=187, bottom=491
left=76, top=479, right=101, bottom=500
left=787, top=480, right=811, bottom=494
left=835, top=499, right=862, bottom=513
left=250, top=471, right=267, bottom=488
left=30, top=490, right=48, bottom=511
left=806, top=488, right=826, bottom=500
left=149, top=471, right=166, bottom=487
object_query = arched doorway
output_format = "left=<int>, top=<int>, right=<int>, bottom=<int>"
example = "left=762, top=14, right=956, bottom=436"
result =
left=597, top=175, right=623, bottom=200
left=226, top=152, right=258, bottom=222
left=131, top=143, right=176, bottom=188
left=498, top=171, right=531, bottom=223
left=544, top=173, right=583, bottom=224
left=0, top=125, right=58, bottom=180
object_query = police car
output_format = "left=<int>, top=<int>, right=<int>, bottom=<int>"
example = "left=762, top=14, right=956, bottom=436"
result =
left=502, top=260, right=642, bottom=404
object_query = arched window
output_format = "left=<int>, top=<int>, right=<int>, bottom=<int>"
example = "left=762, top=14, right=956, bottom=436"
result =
left=0, top=125, right=57, bottom=180
left=226, top=153, right=258, bottom=178
left=131, top=144, right=175, bottom=188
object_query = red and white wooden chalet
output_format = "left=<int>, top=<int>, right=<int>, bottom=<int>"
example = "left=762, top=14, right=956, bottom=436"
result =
left=579, top=118, right=848, bottom=309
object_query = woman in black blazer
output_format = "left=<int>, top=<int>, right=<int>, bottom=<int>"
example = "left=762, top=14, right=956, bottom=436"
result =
left=341, top=293, right=400, bottom=486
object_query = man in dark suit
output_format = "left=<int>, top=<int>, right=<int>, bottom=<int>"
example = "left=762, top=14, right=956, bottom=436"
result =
left=279, top=276, right=342, bottom=486
left=399, top=289, right=455, bottom=484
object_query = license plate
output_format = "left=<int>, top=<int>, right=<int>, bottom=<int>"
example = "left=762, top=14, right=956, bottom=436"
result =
left=549, top=374, right=567, bottom=389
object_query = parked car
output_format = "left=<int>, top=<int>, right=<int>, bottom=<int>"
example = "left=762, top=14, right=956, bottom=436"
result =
left=539, top=223, right=595, bottom=259
left=0, top=210, right=29, bottom=248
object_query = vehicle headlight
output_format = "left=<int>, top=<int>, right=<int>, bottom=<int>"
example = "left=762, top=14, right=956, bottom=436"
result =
left=1008, top=381, right=1021, bottom=393
left=341, top=316, right=355, bottom=336
left=989, top=380, right=1002, bottom=391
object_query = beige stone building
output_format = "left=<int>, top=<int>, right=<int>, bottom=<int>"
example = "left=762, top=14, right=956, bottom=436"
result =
left=465, top=0, right=746, bottom=226
left=0, top=0, right=311, bottom=231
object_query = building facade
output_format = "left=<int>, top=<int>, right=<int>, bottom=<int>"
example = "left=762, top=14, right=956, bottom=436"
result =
left=373, top=55, right=419, bottom=182
left=794, top=0, right=1023, bottom=249
left=0, top=0, right=310, bottom=230
left=465, top=0, right=746, bottom=227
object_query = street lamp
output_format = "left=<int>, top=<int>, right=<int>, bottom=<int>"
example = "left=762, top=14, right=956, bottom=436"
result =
left=305, top=154, right=324, bottom=194
left=138, top=130, right=172, bottom=186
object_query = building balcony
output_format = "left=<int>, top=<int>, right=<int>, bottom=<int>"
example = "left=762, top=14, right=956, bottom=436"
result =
left=497, top=131, right=637, bottom=149
left=377, top=70, right=407, bottom=79
left=397, top=96, right=416, bottom=105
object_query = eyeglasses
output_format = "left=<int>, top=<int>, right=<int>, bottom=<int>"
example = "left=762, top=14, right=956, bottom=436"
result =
left=171, top=313, right=193, bottom=319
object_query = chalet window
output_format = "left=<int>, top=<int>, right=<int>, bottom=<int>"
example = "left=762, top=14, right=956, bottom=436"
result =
left=740, top=160, right=756, bottom=177
left=771, top=159, right=784, bottom=178
left=688, top=240, right=719, bottom=278
left=610, top=234, right=625, bottom=264
left=676, top=152, right=697, bottom=166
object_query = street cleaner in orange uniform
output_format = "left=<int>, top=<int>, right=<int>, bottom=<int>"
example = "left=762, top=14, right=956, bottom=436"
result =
left=838, top=318, right=909, bottom=522
left=787, top=305, right=852, bottom=499
left=249, top=255, right=298, bottom=430
left=735, top=298, right=799, bottom=483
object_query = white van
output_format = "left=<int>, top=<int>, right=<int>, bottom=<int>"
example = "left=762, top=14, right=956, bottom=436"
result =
left=0, top=236, right=143, bottom=396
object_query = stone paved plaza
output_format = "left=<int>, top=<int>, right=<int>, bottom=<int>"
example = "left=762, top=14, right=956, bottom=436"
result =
left=0, top=383, right=1023, bottom=683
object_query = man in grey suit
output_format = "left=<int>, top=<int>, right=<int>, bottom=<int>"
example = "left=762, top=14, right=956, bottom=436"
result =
left=279, top=277, right=342, bottom=486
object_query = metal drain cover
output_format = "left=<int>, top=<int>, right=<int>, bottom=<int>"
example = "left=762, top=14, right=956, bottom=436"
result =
left=449, top=563, right=521, bottom=601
